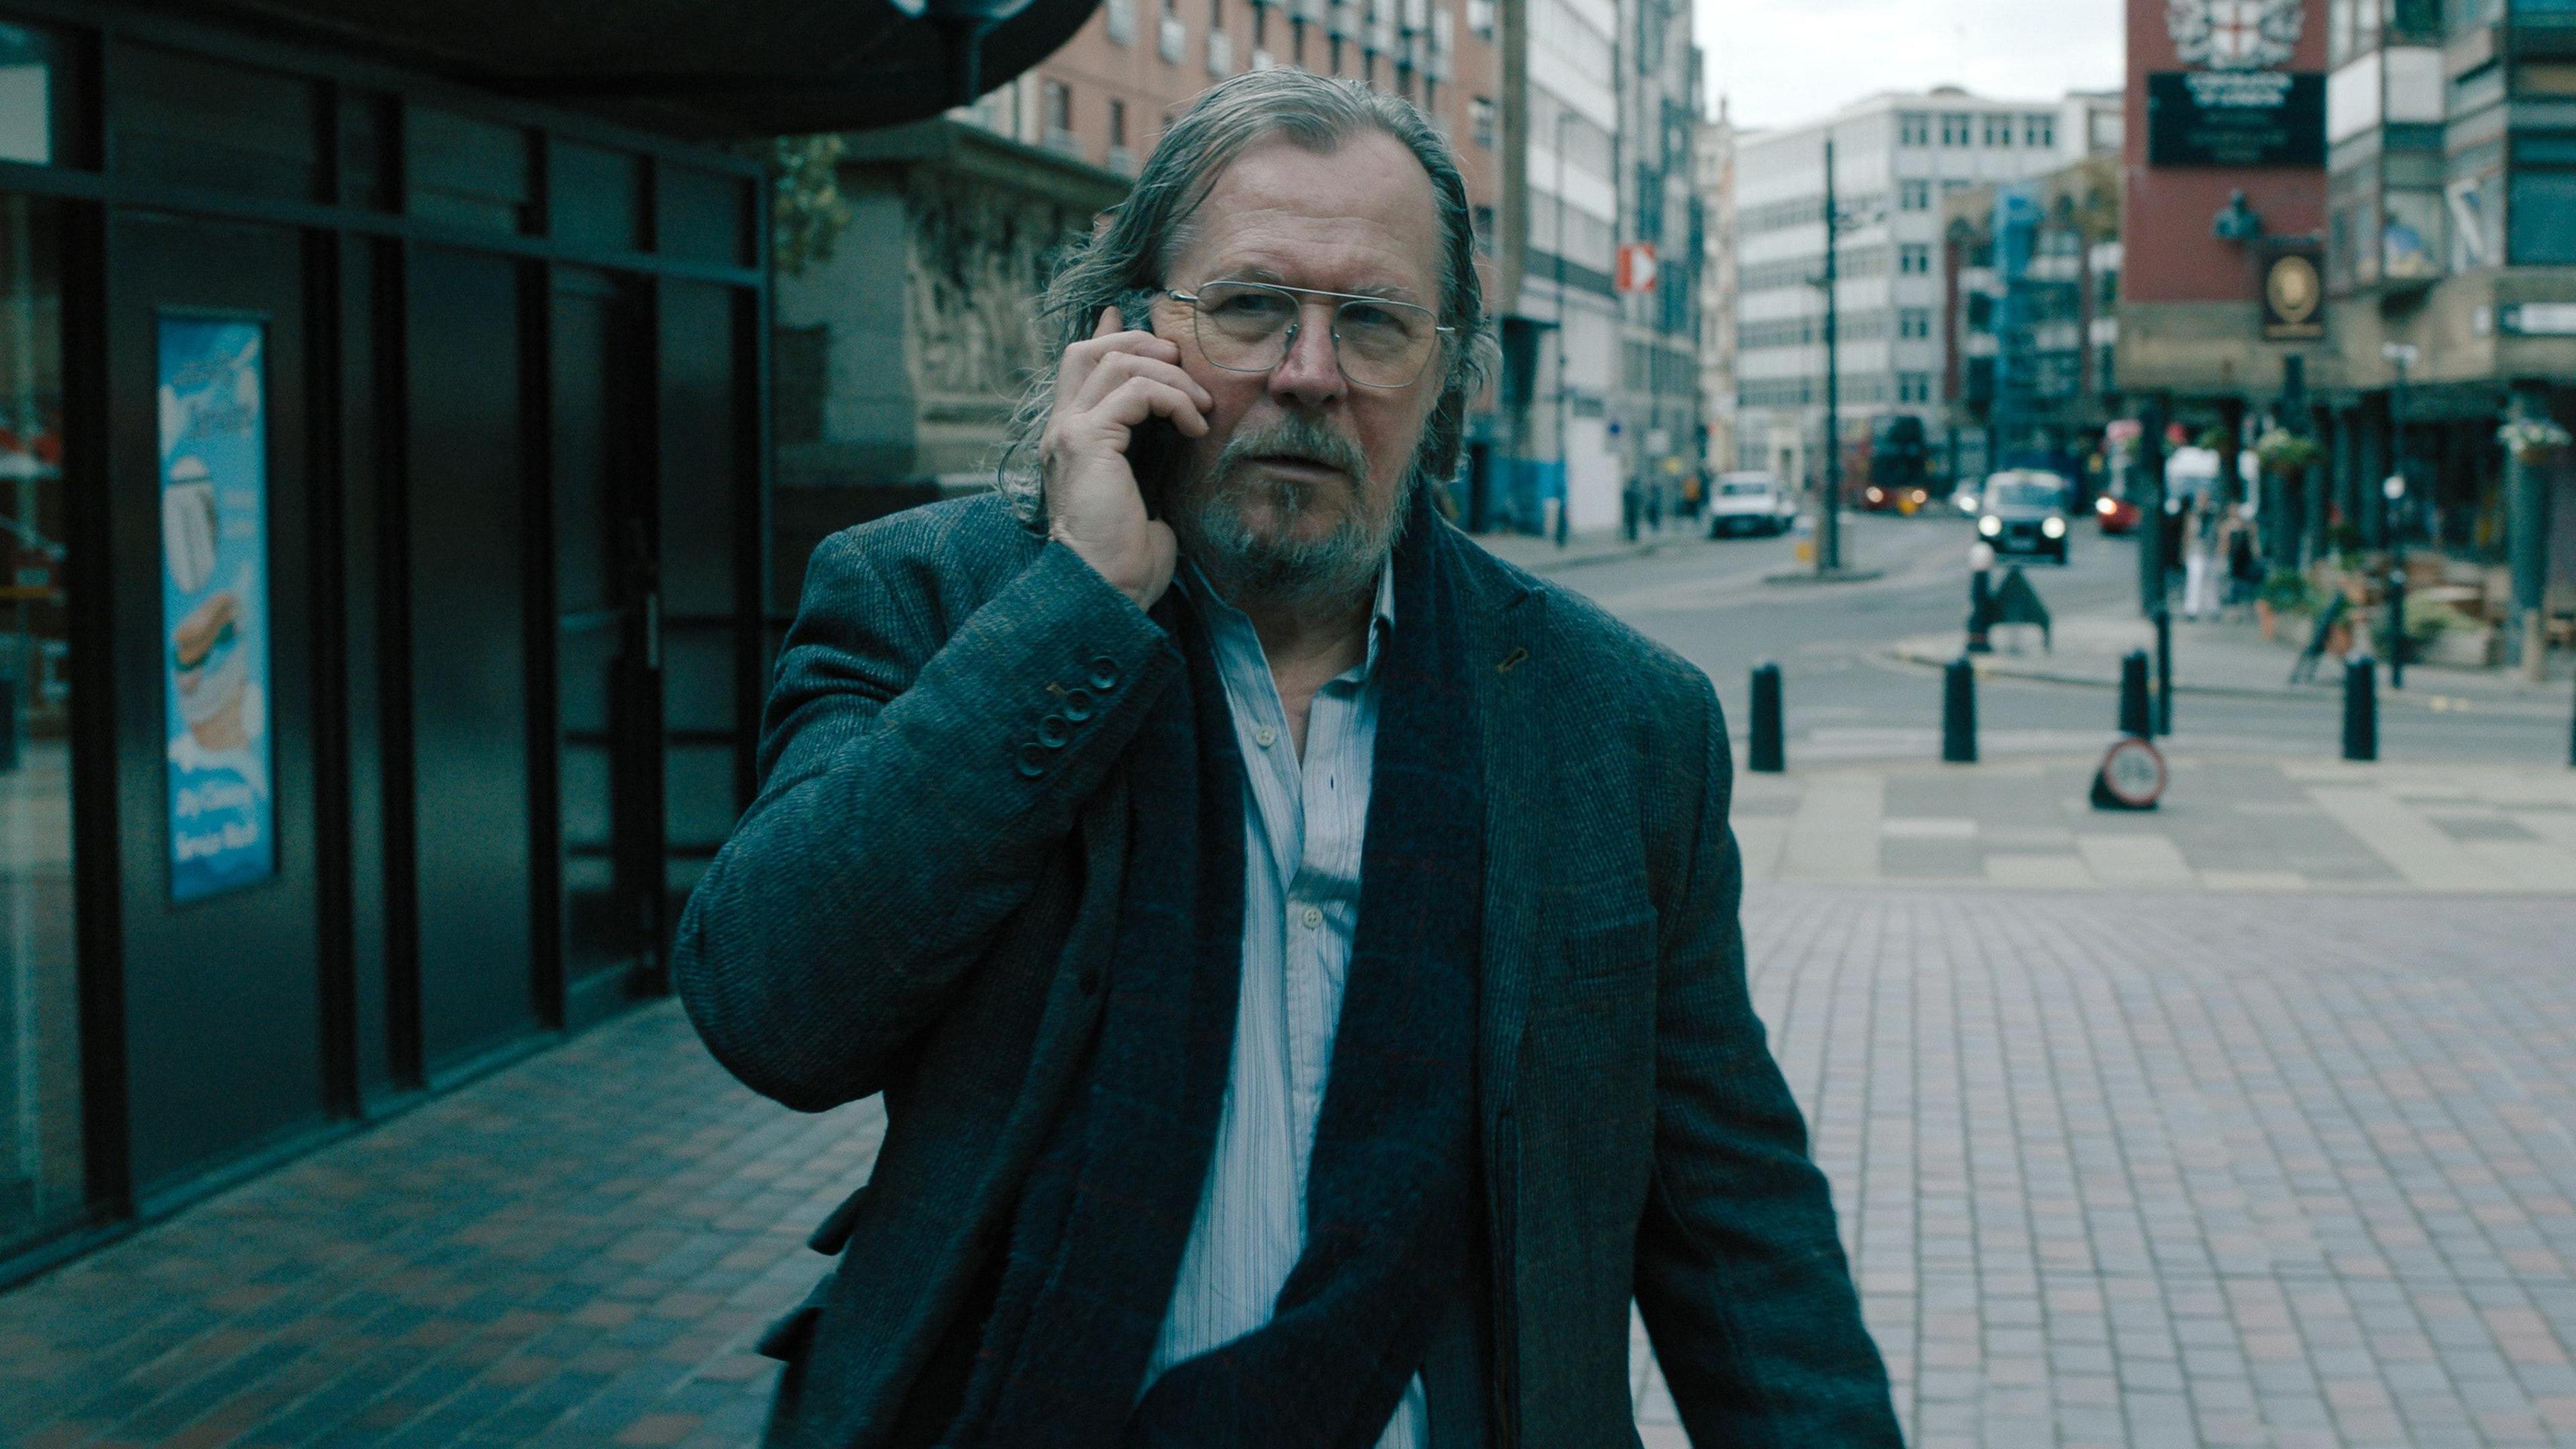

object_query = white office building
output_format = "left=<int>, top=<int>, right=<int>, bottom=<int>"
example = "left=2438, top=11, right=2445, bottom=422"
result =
left=1731, top=87, right=2118, bottom=488
left=1517, top=0, right=1627, bottom=531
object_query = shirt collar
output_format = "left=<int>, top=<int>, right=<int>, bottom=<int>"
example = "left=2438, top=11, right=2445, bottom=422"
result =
left=1181, top=555, right=1397, bottom=682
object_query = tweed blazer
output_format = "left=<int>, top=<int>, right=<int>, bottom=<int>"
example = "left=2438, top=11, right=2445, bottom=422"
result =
left=674, top=493, right=1901, bottom=1449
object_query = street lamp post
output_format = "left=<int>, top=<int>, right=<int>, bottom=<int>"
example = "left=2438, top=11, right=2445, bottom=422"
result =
left=1818, top=138, right=1843, bottom=575
left=1805, top=139, right=1879, bottom=576
left=2382, top=341, right=2418, bottom=690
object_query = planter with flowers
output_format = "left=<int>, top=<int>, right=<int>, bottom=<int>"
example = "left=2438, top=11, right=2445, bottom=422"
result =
left=2253, top=427, right=2326, bottom=476
left=2498, top=415, right=2572, bottom=467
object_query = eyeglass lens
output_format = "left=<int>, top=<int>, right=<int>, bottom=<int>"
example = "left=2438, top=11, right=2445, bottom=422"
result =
left=1189, top=282, right=1437, bottom=387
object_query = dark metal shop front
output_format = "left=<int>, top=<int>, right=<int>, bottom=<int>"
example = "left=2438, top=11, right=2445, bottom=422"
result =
left=0, top=3, right=771, bottom=1280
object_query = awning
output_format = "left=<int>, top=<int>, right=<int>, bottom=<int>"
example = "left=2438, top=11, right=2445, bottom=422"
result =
left=137, top=0, right=1102, bottom=136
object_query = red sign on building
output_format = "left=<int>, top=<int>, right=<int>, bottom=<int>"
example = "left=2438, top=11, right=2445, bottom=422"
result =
left=1615, top=242, right=1658, bottom=294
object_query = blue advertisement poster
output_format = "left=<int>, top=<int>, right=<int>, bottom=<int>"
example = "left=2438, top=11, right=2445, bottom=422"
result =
left=158, top=315, right=276, bottom=903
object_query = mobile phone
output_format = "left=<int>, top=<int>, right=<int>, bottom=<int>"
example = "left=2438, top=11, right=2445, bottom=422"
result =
left=1112, top=288, right=1183, bottom=517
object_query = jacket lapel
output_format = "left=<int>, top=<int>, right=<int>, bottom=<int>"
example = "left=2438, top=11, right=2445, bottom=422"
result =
left=1448, top=530, right=1546, bottom=1140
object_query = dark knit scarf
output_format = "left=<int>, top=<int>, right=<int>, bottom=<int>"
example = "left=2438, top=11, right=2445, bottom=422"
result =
left=945, top=490, right=1484, bottom=1449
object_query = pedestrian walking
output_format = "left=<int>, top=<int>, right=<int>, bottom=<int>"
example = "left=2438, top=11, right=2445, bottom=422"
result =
left=2182, top=493, right=2220, bottom=619
left=2225, top=502, right=2263, bottom=614
left=674, top=69, right=1897, bottom=1449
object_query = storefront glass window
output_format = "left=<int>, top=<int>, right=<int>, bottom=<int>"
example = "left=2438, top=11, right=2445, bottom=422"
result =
left=0, top=23, right=56, bottom=165
left=0, top=193, right=77, bottom=1257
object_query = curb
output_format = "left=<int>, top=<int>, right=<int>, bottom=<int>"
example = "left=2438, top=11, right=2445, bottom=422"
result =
left=1501, top=537, right=1709, bottom=575
left=1883, top=643, right=2573, bottom=718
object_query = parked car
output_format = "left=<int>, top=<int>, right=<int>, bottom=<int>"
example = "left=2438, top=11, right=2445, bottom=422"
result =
left=1976, top=470, right=2074, bottom=564
left=1706, top=471, right=1796, bottom=537
left=2094, top=491, right=2142, bottom=535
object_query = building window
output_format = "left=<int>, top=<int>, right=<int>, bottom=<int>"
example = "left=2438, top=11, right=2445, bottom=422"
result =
left=1898, top=111, right=1931, bottom=146
left=1210, top=0, right=1225, bottom=25
left=1106, top=0, right=1138, bottom=44
left=1293, top=15, right=1307, bottom=63
left=2510, top=133, right=2576, bottom=264
left=1468, top=0, right=1495, bottom=37
left=1983, top=113, right=2012, bottom=146
left=1474, top=203, right=1497, bottom=256
left=1042, top=79, right=1075, bottom=154
left=1940, top=112, right=1970, bottom=146
left=1472, top=95, right=1497, bottom=148
left=1899, top=307, right=1931, bottom=337
left=1898, top=372, right=1931, bottom=402
left=1110, top=97, right=1127, bottom=150
left=1900, top=178, right=1931, bottom=211
left=1331, top=35, right=1344, bottom=72
left=2025, top=114, right=2055, bottom=149
left=1254, top=0, right=1268, bottom=46
left=0, top=193, right=77, bottom=1260
left=1898, top=244, right=1931, bottom=274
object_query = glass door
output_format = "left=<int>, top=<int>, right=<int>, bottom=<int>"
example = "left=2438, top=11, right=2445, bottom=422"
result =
left=0, top=191, right=76, bottom=1256
left=550, top=268, right=663, bottom=1017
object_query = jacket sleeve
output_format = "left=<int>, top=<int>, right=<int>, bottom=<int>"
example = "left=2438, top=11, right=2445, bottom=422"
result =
left=1631, top=680, right=1904, bottom=1448
left=672, top=521, right=1178, bottom=1112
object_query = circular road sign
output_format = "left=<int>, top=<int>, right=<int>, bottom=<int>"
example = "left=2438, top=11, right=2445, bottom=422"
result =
left=2098, top=736, right=2168, bottom=810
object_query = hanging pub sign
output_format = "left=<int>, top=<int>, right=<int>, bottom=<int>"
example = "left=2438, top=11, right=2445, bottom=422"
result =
left=2261, top=243, right=2326, bottom=339
left=157, top=314, right=278, bottom=904
left=2147, top=0, right=2323, bottom=167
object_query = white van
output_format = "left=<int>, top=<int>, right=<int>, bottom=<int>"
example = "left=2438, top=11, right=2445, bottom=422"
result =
left=1705, top=471, right=1795, bottom=537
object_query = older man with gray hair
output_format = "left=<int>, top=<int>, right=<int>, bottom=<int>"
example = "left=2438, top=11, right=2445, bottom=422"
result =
left=676, top=70, right=1899, bottom=1449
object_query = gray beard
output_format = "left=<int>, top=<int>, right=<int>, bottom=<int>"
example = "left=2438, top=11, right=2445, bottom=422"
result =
left=1172, top=415, right=1415, bottom=612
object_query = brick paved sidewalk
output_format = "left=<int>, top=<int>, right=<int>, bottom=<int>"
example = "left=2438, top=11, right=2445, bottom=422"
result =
left=7, top=890, right=2575, bottom=1447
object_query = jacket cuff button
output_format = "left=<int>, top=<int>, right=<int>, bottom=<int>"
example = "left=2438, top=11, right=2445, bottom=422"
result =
left=1060, top=687, right=1096, bottom=722
left=1037, top=713, right=1072, bottom=748
left=1014, top=741, right=1049, bottom=778
left=1086, top=655, right=1122, bottom=692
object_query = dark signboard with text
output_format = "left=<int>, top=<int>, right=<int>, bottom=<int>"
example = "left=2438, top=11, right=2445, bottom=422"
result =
left=2146, top=70, right=2324, bottom=168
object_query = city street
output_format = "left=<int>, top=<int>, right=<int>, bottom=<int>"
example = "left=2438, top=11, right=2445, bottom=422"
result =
left=1491, top=513, right=2574, bottom=772
left=4, top=519, right=2574, bottom=1449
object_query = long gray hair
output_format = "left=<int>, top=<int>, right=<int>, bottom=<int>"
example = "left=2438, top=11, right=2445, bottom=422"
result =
left=994, top=69, right=1495, bottom=524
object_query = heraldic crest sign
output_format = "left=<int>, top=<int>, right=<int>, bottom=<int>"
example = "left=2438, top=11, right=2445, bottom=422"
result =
left=2167, top=0, right=2303, bottom=70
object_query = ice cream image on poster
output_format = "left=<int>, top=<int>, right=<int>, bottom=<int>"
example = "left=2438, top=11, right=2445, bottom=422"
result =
left=156, top=316, right=276, bottom=904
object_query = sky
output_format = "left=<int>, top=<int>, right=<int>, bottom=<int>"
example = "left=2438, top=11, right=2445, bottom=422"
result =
left=1695, top=0, right=2124, bottom=129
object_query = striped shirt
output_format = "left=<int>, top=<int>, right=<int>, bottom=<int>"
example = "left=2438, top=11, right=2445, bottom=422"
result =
left=1142, top=559, right=1421, bottom=1448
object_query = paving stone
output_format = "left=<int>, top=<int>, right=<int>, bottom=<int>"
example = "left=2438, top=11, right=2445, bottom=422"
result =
left=7, top=889, right=2575, bottom=1446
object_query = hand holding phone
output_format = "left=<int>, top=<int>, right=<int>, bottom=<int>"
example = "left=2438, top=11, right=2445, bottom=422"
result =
left=1038, top=293, right=1212, bottom=612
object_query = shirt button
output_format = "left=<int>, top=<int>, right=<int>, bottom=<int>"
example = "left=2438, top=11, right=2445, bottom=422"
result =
left=1300, top=905, right=1324, bottom=930
left=1254, top=726, right=1277, bottom=749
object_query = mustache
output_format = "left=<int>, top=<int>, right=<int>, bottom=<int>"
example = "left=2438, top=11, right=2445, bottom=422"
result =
left=1208, top=415, right=1369, bottom=490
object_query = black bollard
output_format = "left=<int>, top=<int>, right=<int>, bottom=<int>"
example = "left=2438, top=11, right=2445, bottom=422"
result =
left=1942, top=657, right=1978, bottom=763
left=2118, top=650, right=2153, bottom=739
left=1748, top=662, right=1786, bottom=773
left=1966, top=569, right=1995, bottom=654
left=0, top=674, right=15, bottom=772
left=2343, top=655, right=2378, bottom=762
left=2153, top=607, right=2174, bottom=736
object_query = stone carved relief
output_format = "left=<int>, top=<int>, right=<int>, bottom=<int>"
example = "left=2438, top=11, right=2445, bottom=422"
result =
left=905, top=172, right=1090, bottom=411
